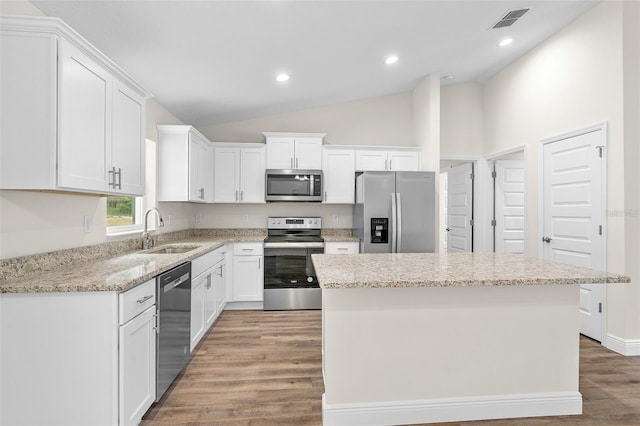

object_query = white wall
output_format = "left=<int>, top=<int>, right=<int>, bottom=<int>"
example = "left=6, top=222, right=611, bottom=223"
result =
left=199, top=91, right=414, bottom=147
left=483, top=1, right=639, bottom=344
left=440, top=82, right=484, bottom=158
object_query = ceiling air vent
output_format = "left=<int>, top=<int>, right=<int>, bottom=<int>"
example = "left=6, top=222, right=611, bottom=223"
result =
left=492, top=8, right=529, bottom=29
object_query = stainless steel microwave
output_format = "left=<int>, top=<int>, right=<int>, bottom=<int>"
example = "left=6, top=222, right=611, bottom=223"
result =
left=265, top=169, right=323, bottom=202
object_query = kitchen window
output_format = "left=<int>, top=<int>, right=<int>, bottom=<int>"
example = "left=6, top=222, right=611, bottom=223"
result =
left=107, top=139, right=157, bottom=235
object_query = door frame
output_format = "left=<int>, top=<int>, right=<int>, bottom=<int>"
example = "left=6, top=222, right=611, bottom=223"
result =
left=538, top=122, right=608, bottom=341
left=485, top=145, right=528, bottom=255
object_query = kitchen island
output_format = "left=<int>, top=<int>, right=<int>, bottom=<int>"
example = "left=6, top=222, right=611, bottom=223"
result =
left=312, top=253, right=630, bottom=426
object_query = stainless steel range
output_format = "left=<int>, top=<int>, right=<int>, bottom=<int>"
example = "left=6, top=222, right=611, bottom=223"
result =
left=263, top=217, right=324, bottom=310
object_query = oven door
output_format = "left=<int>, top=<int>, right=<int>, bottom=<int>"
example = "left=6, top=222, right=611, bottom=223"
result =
left=263, top=245, right=324, bottom=289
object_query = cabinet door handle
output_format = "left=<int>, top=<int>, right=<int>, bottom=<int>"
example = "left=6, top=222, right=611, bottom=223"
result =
left=385, top=159, right=388, bottom=170
left=116, top=168, right=122, bottom=189
left=153, top=312, right=159, bottom=334
left=199, top=187, right=204, bottom=200
left=108, top=167, right=116, bottom=188
left=324, top=191, right=327, bottom=202
left=240, top=190, right=243, bottom=201
left=258, top=258, right=261, bottom=269
left=137, top=294, right=153, bottom=304
left=290, top=157, right=294, bottom=168
left=295, top=157, right=299, bottom=168
left=235, top=190, right=238, bottom=201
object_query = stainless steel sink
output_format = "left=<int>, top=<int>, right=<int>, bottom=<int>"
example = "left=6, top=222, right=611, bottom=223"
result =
left=143, top=245, right=200, bottom=254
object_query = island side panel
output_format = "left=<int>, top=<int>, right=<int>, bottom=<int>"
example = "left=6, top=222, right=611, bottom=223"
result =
left=322, top=285, right=581, bottom=423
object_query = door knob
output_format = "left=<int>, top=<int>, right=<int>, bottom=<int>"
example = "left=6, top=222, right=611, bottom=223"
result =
left=542, top=236, right=552, bottom=243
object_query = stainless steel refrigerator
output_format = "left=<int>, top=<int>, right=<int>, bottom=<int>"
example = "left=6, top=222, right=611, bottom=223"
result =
left=354, top=171, right=435, bottom=253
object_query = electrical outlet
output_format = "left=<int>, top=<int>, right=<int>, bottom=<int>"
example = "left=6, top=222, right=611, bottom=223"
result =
left=332, top=214, right=339, bottom=222
left=242, top=214, right=249, bottom=223
left=83, top=215, right=92, bottom=233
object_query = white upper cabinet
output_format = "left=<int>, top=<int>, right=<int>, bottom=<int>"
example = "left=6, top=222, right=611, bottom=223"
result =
left=0, top=16, right=149, bottom=196
left=158, top=125, right=214, bottom=203
left=355, top=148, right=421, bottom=172
left=263, top=132, right=324, bottom=170
left=213, top=144, right=266, bottom=203
left=322, top=147, right=355, bottom=204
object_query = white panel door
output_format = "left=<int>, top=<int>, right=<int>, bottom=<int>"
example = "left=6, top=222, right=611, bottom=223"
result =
left=58, top=38, right=110, bottom=192
left=322, top=148, right=355, bottom=203
left=266, top=137, right=294, bottom=169
left=294, top=138, right=322, bottom=169
left=542, top=128, right=604, bottom=341
left=112, top=79, right=145, bottom=196
left=239, top=147, right=266, bottom=203
left=119, top=305, right=156, bottom=426
left=213, top=147, right=240, bottom=202
left=495, top=160, right=525, bottom=254
left=388, top=151, right=420, bottom=171
left=446, top=163, right=473, bottom=252
left=355, top=150, right=388, bottom=171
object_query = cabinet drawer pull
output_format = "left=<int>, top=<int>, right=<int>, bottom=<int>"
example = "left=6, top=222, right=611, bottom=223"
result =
left=137, top=294, right=153, bottom=304
left=337, top=247, right=348, bottom=251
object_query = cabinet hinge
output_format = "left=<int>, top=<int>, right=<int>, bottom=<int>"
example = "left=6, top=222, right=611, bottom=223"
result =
left=491, top=219, right=497, bottom=227
left=470, top=173, right=474, bottom=180
left=599, top=225, right=602, bottom=235
left=598, top=303, right=602, bottom=313
left=596, top=146, right=604, bottom=158
left=491, top=171, right=497, bottom=179
left=470, top=219, right=475, bottom=226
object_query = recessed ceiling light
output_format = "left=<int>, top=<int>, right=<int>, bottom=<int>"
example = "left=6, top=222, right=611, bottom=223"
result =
left=276, top=73, right=290, bottom=82
left=499, top=38, right=513, bottom=47
left=385, top=55, right=399, bottom=65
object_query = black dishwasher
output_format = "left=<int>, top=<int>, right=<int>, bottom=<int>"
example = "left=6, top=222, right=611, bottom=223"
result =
left=156, top=262, right=191, bottom=401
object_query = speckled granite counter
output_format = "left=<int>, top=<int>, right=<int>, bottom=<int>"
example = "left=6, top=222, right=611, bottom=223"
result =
left=312, top=252, right=630, bottom=289
left=0, top=235, right=264, bottom=294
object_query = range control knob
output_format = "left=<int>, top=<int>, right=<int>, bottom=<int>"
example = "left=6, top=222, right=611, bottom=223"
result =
left=307, top=276, right=314, bottom=283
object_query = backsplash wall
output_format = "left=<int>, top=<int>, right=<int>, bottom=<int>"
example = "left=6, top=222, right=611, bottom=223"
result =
left=192, top=203, right=353, bottom=229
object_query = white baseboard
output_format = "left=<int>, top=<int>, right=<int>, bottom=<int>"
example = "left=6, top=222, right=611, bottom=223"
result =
left=604, top=334, right=640, bottom=356
left=223, top=301, right=263, bottom=310
left=322, top=392, right=582, bottom=426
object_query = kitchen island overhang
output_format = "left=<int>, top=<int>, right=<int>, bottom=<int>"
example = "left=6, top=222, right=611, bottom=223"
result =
left=312, top=253, right=630, bottom=426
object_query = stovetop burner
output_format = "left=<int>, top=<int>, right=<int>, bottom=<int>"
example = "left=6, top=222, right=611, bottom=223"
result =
left=266, top=217, right=323, bottom=242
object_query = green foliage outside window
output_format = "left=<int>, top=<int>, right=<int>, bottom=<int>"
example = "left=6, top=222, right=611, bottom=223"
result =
left=107, top=196, right=135, bottom=226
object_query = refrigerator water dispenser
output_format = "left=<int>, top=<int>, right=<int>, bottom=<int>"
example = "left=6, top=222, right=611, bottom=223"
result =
left=371, top=218, right=388, bottom=243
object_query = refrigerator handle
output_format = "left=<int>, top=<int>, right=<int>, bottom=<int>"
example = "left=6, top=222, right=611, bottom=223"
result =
left=391, top=192, right=397, bottom=253
left=396, top=192, right=402, bottom=252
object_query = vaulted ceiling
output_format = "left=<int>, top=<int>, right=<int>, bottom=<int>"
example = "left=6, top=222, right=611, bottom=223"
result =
left=32, top=0, right=598, bottom=125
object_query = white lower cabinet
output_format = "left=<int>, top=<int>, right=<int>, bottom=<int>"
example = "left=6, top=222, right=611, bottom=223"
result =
left=190, top=247, right=226, bottom=352
left=119, top=305, right=156, bottom=426
left=232, top=243, right=264, bottom=302
left=0, top=278, right=157, bottom=425
left=324, top=241, right=360, bottom=254
left=190, top=268, right=209, bottom=351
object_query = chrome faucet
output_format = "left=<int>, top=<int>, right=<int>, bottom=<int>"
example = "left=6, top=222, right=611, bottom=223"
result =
left=142, top=207, right=165, bottom=249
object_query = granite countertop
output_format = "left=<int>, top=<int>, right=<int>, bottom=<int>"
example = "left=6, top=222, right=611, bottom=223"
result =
left=0, top=236, right=264, bottom=294
left=322, top=235, right=360, bottom=242
left=312, top=252, right=630, bottom=289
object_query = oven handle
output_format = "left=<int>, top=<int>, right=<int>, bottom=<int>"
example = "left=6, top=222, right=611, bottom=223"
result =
left=263, top=242, right=325, bottom=249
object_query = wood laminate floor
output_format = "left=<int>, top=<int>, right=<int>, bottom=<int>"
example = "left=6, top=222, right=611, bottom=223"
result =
left=142, top=310, right=640, bottom=426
